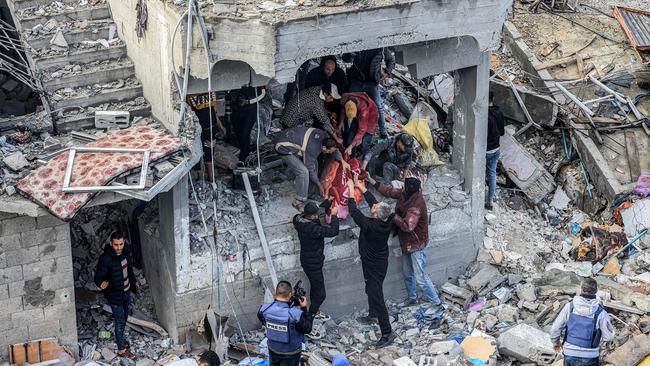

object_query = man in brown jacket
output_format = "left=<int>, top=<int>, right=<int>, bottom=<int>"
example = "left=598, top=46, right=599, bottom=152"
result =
left=368, top=176, right=441, bottom=306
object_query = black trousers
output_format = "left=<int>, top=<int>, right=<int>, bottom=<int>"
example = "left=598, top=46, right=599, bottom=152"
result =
left=270, top=350, right=301, bottom=366
left=303, top=266, right=326, bottom=315
left=362, top=259, right=391, bottom=335
left=232, top=104, right=257, bottom=163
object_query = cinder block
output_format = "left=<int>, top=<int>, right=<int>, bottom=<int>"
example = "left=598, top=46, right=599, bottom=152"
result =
left=0, top=265, right=23, bottom=285
left=43, top=302, right=75, bottom=321
left=27, top=320, right=61, bottom=340
left=0, top=233, right=21, bottom=252
left=54, top=225, right=71, bottom=243
left=8, top=280, right=25, bottom=298
left=22, top=259, right=56, bottom=280
left=95, top=111, right=130, bottom=129
left=0, top=284, right=8, bottom=300
left=1, top=324, right=28, bottom=345
left=12, top=308, right=45, bottom=324
left=6, top=246, right=40, bottom=267
left=33, top=227, right=57, bottom=247
left=36, top=215, right=65, bottom=229
left=0, top=313, right=13, bottom=331
left=0, top=296, right=23, bottom=313
left=0, top=216, right=36, bottom=236
left=41, top=271, right=74, bottom=291
left=20, top=230, right=37, bottom=248
left=37, top=241, right=70, bottom=261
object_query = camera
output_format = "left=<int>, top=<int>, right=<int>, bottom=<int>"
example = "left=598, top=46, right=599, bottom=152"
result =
left=290, top=280, right=307, bottom=307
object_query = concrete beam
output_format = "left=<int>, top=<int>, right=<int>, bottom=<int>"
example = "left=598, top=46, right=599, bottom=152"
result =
left=395, top=37, right=481, bottom=78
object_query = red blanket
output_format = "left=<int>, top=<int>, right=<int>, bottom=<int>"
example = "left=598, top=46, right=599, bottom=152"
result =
left=320, top=157, right=366, bottom=219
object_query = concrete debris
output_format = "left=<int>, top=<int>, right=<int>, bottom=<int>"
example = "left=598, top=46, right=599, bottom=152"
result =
left=497, top=324, right=554, bottom=364
left=50, top=30, right=69, bottom=49
left=604, top=334, right=650, bottom=366
left=3, top=151, right=30, bottom=171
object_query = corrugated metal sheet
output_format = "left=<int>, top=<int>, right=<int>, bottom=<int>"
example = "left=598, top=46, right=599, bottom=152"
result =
left=614, top=6, right=650, bottom=52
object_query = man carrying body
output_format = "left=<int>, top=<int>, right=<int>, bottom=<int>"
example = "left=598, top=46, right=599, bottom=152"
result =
left=346, top=178, right=395, bottom=347
left=347, top=48, right=395, bottom=139
left=362, top=133, right=415, bottom=184
left=293, top=201, right=339, bottom=318
left=368, top=176, right=441, bottom=306
left=280, top=83, right=341, bottom=137
left=258, top=281, right=313, bottom=366
left=274, top=126, right=349, bottom=211
left=94, top=231, right=137, bottom=358
left=485, top=91, right=505, bottom=210
left=550, top=278, right=615, bottom=366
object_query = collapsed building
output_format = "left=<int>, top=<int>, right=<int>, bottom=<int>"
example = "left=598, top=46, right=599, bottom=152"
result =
left=0, top=0, right=515, bottom=361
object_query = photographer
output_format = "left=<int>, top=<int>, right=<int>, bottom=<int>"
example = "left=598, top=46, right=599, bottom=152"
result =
left=258, top=281, right=314, bottom=366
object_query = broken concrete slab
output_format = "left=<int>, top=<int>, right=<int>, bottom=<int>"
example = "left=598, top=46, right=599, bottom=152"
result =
left=50, top=30, right=68, bottom=49
left=499, top=127, right=556, bottom=204
left=441, top=282, right=474, bottom=309
left=604, top=334, right=650, bottom=366
left=516, top=283, right=537, bottom=302
left=550, top=187, right=571, bottom=210
left=497, top=324, right=555, bottom=364
left=3, top=151, right=30, bottom=171
left=467, top=264, right=502, bottom=292
left=428, top=340, right=462, bottom=356
left=490, top=78, right=558, bottom=127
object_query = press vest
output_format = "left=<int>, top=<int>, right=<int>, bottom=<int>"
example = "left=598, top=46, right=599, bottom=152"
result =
left=259, top=301, right=304, bottom=355
left=565, top=302, right=603, bottom=349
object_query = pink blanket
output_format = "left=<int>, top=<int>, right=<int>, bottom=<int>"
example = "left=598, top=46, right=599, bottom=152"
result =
left=17, top=125, right=182, bottom=220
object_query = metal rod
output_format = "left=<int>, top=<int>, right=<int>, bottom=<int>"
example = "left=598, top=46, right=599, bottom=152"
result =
left=583, top=95, right=613, bottom=104
left=242, top=172, right=278, bottom=289
left=589, top=75, right=627, bottom=103
left=555, top=82, right=595, bottom=116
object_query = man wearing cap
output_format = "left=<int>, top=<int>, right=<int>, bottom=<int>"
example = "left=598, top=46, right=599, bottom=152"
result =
left=362, top=133, right=415, bottom=184
left=292, top=200, right=339, bottom=317
left=280, top=82, right=341, bottom=137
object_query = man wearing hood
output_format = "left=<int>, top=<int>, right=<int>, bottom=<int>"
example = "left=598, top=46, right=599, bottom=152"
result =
left=304, top=56, right=348, bottom=94
left=293, top=201, right=340, bottom=317
left=369, top=175, right=441, bottom=306
left=550, top=278, right=615, bottom=366
left=94, top=231, right=137, bottom=358
left=485, top=91, right=505, bottom=210
left=346, top=178, right=395, bottom=347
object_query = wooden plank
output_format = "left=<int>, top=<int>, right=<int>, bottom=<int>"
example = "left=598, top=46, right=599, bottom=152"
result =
left=576, top=54, right=585, bottom=78
left=26, top=341, right=39, bottom=364
left=536, top=53, right=592, bottom=70
left=10, top=343, right=27, bottom=366
left=625, top=130, right=641, bottom=181
left=39, top=339, right=60, bottom=361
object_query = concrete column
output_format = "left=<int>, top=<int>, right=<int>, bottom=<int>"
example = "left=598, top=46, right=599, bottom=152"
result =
left=451, top=52, right=490, bottom=238
left=158, top=174, right=191, bottom=292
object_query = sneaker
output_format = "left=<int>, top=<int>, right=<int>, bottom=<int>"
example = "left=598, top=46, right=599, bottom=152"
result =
left=485, top=202, right=493, bottom=211
left=375, top=332, right=396, bottom=348
left=306, top=327, right=324, bottom=340
left=402, top=298, right=418, bottom=307
left=291, top=200, right=304, bottom=212
left=356, top=315, right=378, bottom=324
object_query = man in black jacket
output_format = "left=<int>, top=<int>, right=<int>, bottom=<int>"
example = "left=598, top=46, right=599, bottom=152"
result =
left=94, top=231, right=137, bottom=358
left=346, top=178, right=395, bottom=348
left=348, top=48, right=395, bottom=139
left=304, top=56, right=348, bottom=94
left=485, top=92, right=505, bottom=210
left=293, top=201, right=339, bottom=317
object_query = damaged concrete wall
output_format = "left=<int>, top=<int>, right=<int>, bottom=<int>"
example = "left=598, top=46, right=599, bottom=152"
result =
left=107, top=0, right=183, bottom=132
left=0, top=212, right=76, bottom=358
left=140, top=166, right=478, bottom=341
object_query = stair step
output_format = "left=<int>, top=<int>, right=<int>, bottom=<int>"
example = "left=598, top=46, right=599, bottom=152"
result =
left=18, top=5, right=110, bottom=29
left=25, top=23, right=114, bottom=50
left=42, top=60, right=135, bottom=92
left=34, top=43, right=126, bottom=69
left=51, top=81, right=143, bottom=109
left=55, top=97, right=151, bottom=132
left=11, top=0, right=80, bottom=11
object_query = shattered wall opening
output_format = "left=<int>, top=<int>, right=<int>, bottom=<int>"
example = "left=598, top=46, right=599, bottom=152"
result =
left=70, top=201, right=170, bottom=359
left=0, top=0, right=43, bottom=119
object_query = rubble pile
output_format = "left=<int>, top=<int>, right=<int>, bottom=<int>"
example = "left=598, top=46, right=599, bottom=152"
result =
left=51, top=77, right=141, bottom=102
left=41, top=58, right=133, bottom=82
left=0, top=71, right=41, bottom=117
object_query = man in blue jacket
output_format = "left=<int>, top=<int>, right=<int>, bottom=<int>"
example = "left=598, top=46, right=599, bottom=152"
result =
left=94, top=231, right=137, bottom=358
left=258, top=281, right=314, bottom=366
left=550, top=278, right=615, bottom=366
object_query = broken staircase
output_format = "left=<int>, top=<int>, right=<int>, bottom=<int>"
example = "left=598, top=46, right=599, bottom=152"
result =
left=6, top=0, right=151, bottom=132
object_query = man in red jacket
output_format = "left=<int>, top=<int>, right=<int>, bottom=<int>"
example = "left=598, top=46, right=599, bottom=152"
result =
left=338, top=92, right=379, bottom=158
left=368, top=175, right=441, bottom=306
